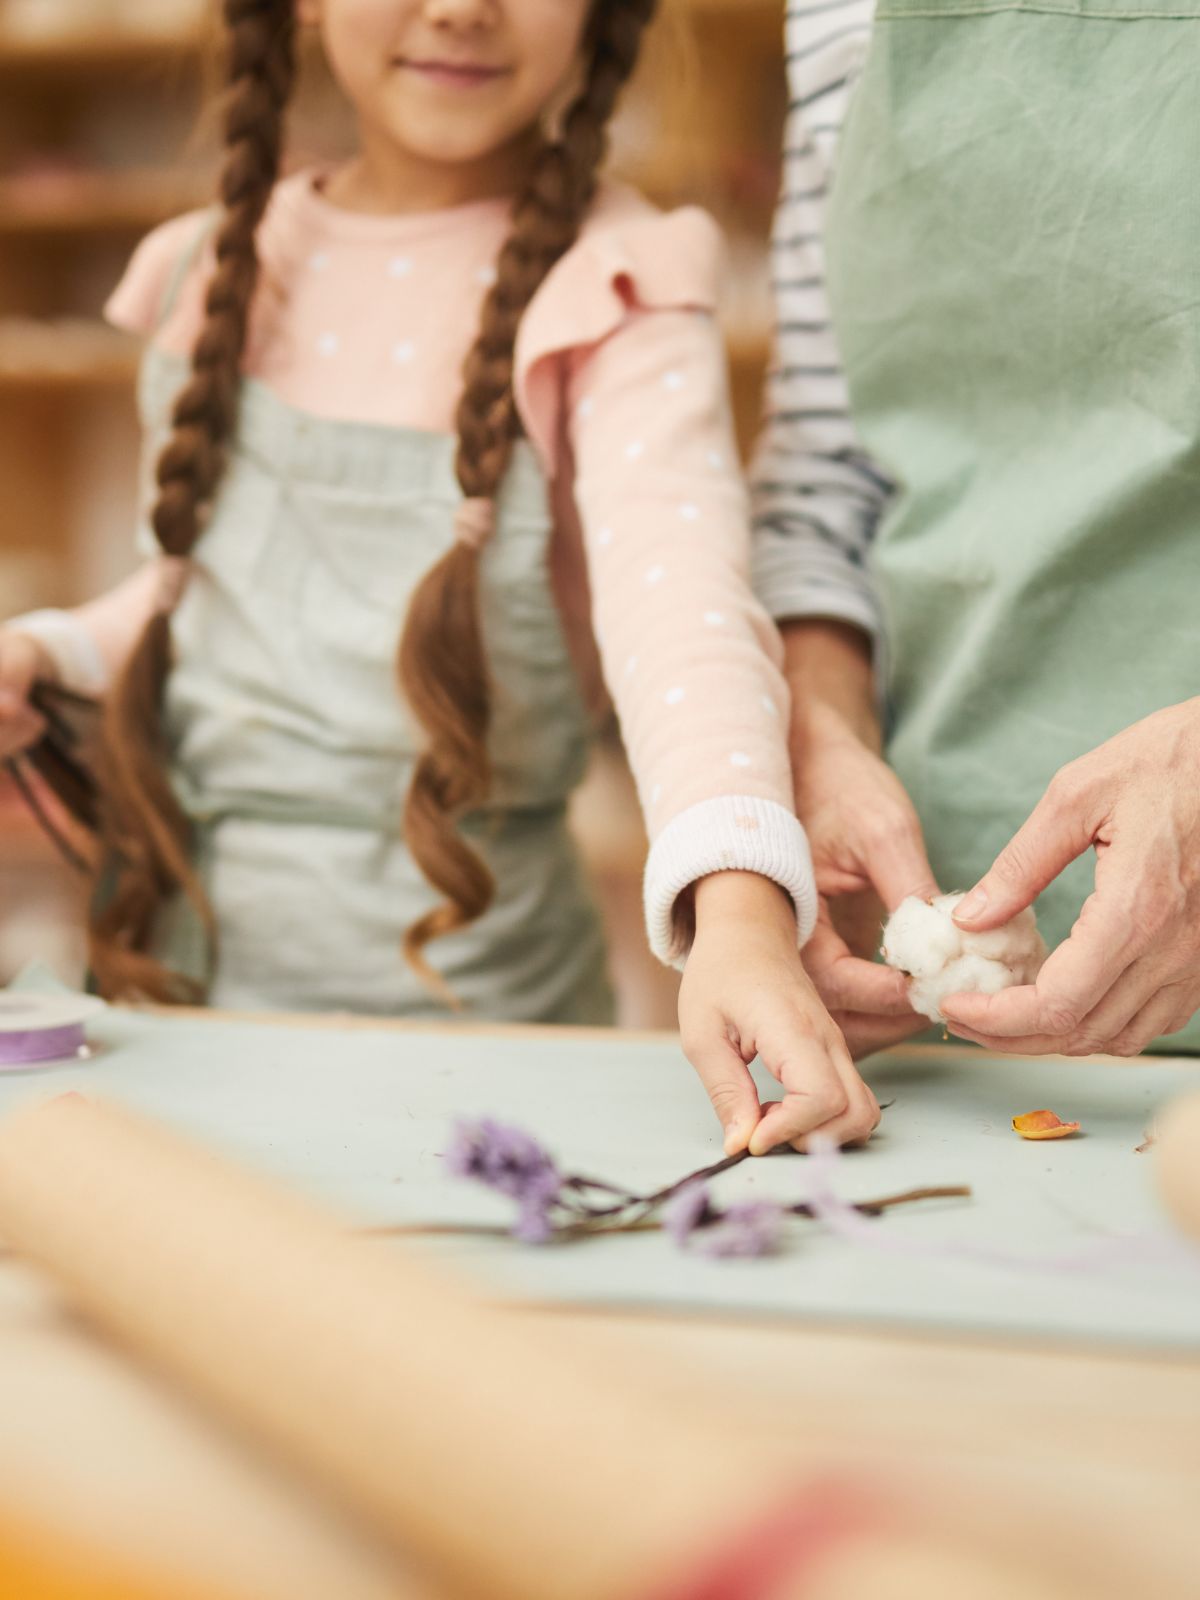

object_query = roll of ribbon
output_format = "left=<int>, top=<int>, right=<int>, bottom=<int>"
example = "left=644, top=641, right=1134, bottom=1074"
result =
left=0, top=992, right=104, bottom=1070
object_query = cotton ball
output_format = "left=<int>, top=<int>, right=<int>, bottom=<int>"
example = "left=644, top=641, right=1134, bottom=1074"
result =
left=909, top=951, right=1012, bottom=1026
left=881, top=892, right=1048, bottom=1024
left=878, top=895, right=962, bottom=978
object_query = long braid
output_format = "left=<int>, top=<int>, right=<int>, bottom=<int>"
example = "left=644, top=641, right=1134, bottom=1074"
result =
left=397, top=0, right=657, bottom=994
left=89, top=0, right=296, bottom=1002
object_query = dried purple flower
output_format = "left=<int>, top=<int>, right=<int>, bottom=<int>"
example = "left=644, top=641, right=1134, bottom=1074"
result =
left=513, top=1197, right=558, bottom=1245
left=440, top=1117, right=962, bottom=1257
left=663, top=1181, right=715, bottom=1245
left=444, top=1118, right=561, bottom=1203
left=444, top=1119, right=566, bottom=1245
left=696, top=1201, right=786, bottom=1260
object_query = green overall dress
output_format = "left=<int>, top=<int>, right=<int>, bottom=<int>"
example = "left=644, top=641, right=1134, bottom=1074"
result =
left=136, top=246, right=612, bottom=1023
left=825, top=0, right=1200, bottom=1050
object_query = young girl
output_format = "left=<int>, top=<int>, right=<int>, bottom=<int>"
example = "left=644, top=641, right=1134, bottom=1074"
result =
left=0, top=0, right=885, bottom=1154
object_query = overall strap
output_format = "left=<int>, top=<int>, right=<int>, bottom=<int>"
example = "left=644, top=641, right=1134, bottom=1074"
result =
left=154, top=207, right=222, bottom=334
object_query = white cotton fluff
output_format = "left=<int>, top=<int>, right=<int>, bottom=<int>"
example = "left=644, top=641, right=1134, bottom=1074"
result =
left=880, top=893, right=1048, bottom=1024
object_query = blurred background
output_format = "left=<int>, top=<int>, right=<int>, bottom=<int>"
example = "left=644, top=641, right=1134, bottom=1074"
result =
left=0, top=0, right=786, bottom=1025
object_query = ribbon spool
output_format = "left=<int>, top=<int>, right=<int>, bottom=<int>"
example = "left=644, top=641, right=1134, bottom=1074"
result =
left=0, top=993, right=104, bottom=1070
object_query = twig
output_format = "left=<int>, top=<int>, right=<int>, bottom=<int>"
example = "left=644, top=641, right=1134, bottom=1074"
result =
left=359, top=1184, right=972, bottom=1244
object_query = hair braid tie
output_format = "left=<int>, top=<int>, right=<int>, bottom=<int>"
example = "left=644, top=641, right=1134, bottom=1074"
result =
left=155, top=558, right=192, bottom=615
left=453, top=499, right=497, bottom=552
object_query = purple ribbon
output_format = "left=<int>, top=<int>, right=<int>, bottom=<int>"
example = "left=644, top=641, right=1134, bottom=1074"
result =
left=0, top=1023, right=88, bottom=1068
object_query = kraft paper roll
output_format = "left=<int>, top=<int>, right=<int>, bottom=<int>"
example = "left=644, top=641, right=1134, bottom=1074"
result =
left=0, top=1095, right=765, bottom=1600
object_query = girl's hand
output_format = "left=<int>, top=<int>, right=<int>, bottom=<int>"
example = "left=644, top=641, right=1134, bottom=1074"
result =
left=0, top=629, right=54, bottom=761
left=679, top=871, right=881, bottom=1156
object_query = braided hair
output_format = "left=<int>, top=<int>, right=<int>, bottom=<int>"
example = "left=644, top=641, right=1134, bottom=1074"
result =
left=89, top=0, right=657, bottom=1002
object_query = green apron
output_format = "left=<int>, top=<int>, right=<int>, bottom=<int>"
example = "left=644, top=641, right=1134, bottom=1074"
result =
left=825, top=0, right=1200, bottom=1050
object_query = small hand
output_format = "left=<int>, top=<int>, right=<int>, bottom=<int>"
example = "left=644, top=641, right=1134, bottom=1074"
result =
left=943, top=700, right=1200, bottom=1056
left=0, top=630, right=54, bottom=761
left=679, top=872, right=881, bottom=1155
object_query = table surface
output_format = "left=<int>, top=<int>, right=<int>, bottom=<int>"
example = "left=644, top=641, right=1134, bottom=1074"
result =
left=0, top=1004, right=1197, bottom=1599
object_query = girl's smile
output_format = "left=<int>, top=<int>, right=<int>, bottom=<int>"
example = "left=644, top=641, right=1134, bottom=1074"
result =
left=301, top=0, right=593, bottom=212
left=396, top=56, right=513, bottom=90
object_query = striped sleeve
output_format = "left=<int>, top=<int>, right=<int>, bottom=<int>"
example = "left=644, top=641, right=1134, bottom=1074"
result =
left=750, top=0, right=891, bottom=646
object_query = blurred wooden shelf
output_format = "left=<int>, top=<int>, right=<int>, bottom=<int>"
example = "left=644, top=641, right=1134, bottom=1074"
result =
left=0, top=359, right=137, bottom=392
left=0, top=24, right=208, bottom=70
left=0, top=172, right=210, bottom=236
left=0, top=0, right=776, bottom=71
left=0, top=321, right=140, bottom=390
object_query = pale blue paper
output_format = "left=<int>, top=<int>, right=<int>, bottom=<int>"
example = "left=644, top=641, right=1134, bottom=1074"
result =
left=2, top=986, right=1199, bottom=1350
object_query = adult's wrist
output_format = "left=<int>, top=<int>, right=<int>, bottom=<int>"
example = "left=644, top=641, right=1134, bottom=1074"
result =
left=780, top=618, right=880, bottom=754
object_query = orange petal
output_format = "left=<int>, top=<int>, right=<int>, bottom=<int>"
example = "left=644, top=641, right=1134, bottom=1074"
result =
left=1013, top=1109, right=1081, bottom=1140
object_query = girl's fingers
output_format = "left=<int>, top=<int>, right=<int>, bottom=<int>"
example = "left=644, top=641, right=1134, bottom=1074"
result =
left=748, top=1036, right=848, bottom=1155
left=0, top=705, right=46, bottom=760
left=785, top=1043, right=881, bottom=1151
left=0, top=632, right=43, bottom=698
left=0, top=634, right=49, bottom=756
left=681, top=1017, right=763, bottom=1155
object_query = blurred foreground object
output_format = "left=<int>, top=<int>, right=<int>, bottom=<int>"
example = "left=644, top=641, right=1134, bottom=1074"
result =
left=0, top=1094, right=1194, bottom=1599
left=1158, top=1091, right=1200, bottom=1243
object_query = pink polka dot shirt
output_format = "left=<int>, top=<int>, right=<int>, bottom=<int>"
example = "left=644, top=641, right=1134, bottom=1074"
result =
left=60, top=169, right=817, bottom=964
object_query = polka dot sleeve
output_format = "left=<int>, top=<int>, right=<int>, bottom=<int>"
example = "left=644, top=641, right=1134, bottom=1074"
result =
left=565, top=306, right=818, bottom=967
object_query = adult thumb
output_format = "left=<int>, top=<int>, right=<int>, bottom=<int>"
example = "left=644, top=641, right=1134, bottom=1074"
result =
left=954, top=777, right=1095, bottom=931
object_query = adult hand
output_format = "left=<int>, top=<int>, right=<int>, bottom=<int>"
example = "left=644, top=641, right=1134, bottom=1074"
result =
left=0, top=629, right=54, bottom=761
left=943, top=700, right=1200, bottom=1056
left=680, top=872, right=881, bottom=1156
left=783, top=622, right=937, bottom=1055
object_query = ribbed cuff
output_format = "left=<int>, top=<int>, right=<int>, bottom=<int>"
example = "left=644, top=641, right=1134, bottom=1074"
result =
left=6, top=609, right=108, bottom=696
left=644, top=795, right=818, bottom=969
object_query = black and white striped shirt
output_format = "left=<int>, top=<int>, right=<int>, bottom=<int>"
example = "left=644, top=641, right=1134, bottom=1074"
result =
left=751, top=0, right=888, bottom=644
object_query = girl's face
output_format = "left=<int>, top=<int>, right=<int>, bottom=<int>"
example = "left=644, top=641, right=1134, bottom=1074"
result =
left=302, top=0, right=594, bottom=174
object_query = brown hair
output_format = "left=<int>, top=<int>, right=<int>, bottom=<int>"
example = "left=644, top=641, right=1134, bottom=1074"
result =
left=89, top=0, right=657, bottom=1004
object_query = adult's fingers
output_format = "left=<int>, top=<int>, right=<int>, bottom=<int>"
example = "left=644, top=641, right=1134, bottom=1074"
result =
left=946, top=954, right=1149, bottom=1053
left=804, top=919, right=914, bottom=1017
left=953, top=770, right=1098, bottom=932
left=1106, top=984, right=1195, bottom=1058
left=943, top=888, right=1141, bottom=1039
left=860, top=804, right=941, bottom=912
left=681, top=1016, right=763, bottom=1156
left=832, top=1008, right=931, bottom=1059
